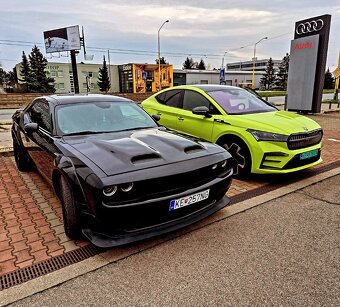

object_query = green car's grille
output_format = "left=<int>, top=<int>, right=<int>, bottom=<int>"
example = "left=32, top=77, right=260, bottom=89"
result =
left=287, top=129, right=323, bottom=150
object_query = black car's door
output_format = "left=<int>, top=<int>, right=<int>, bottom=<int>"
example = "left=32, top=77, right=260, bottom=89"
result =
left=22, top=98, right=57, bottom=184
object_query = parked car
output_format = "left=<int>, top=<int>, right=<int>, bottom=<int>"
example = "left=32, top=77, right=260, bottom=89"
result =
left=142, top=85, right=323, bottom=177
left=11, top=94, right=233, bottom=247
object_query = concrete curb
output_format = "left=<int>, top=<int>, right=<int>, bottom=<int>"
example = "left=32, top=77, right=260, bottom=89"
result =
left=1, top=166, right=339, bottom=306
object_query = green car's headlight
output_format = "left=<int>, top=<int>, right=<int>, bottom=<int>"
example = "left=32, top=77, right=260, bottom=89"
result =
left=247, top=129, right=288, bottom=142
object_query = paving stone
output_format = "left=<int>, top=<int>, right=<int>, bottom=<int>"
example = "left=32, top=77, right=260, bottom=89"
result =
left=31, top=248, right=50, bottom=262
left=12, top=240, right=29, bottom=253
left=0, top=259, right=18, bottom=275
left=48, top=218, right=62, bottom=228
left=13, top=248, right=33, bottom=264
left=10, top=232, right=25, bottom=243
left=61, top=241, right=79, bottom=253
left=52, top=225, right=65, bottom=235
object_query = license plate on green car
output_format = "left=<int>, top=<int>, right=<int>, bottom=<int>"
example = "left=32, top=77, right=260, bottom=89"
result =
left=300, top=149, right=318, bottom=160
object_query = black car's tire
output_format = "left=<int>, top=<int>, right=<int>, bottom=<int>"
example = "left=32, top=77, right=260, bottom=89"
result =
left=220, top=138, right=251, bottom=178
left=59, top=176, right=81, bottom=239
left=13, top=139, right=32, bottom=172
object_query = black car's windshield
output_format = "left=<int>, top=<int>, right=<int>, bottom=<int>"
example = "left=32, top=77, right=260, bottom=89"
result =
left=205, top=88, right=277, bottom=115
left=56, top=101, right=157, bottom=136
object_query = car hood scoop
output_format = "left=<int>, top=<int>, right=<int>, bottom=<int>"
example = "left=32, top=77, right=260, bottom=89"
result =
left=67, top=129, right=211, bottom=176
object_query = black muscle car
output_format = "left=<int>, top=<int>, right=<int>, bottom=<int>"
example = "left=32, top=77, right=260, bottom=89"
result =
left=12, top=94, right=233, bottom=247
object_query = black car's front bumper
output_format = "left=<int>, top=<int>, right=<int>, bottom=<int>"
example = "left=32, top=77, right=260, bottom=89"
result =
left=81, top=172, right=232, bottom=248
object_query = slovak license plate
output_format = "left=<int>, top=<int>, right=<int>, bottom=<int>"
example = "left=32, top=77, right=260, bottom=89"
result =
left=169, top=189, right=210, bottom=211
left=300, top=149, right=318, bottom=160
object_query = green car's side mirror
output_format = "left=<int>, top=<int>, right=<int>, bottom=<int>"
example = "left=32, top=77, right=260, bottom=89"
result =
left=192, top=106, right=212, bottom=118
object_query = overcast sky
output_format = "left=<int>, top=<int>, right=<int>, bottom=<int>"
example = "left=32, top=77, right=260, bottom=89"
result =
left=0, top=0, right=339, bottom=71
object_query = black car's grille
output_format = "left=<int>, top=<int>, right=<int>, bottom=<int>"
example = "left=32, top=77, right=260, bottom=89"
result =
left=98, top=176, right=232, bottom=234
left=287, top=129, right=323, bottom=150
left=103, top=160, right=233, bottom=206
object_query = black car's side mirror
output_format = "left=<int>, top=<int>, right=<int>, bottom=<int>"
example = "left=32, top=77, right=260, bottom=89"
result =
left=192, top=106, right=212, bottom=118
left=24, top=122, right=39, bottom=134
left=152, top=114, right=161, bottom=122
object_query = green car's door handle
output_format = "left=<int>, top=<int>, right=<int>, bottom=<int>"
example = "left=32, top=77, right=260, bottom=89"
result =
left=214, top=119, right=231, bottom=125
left=178, top=117, right=184, bottom=121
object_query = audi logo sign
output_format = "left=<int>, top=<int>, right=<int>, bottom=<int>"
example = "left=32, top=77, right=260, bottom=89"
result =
left=295, top=19, right=324, bottom=35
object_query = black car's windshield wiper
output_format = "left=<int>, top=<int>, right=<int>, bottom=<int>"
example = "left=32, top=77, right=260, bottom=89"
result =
left=118, top=126, right=153, bottom=132
left=63, top=130, right=105, bottom=136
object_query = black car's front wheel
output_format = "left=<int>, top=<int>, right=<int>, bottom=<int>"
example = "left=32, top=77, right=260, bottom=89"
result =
left=13, top=139, right=33, bottom=172
left=59, top=176, right=81, bottom=239
left=220, top=137, right=251, bottom=178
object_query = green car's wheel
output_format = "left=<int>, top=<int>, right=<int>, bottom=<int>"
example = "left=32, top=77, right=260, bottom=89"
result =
left=59, top=176, right=81, bottom=239
left=221, top=138, right=251, bottom=178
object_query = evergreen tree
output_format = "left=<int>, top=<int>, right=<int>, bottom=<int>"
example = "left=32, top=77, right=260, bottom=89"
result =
left=197, top=58, right=206, bottom=70
left=155, top=57, right=168, bottom=64
left=275, top=53, right=289, bottom=90
left=182, top=57, right=196, bottom=69
left=260, top=58, right=276, bottom=90
left=324, top=68, right=335, bottom=89
left=19, top=51, right=31, bottom=92
left=28, top=45, right=55, bottom=93
left=0, top=68, right=6, bottom=86
left=97, top=56, right=110, bottom=92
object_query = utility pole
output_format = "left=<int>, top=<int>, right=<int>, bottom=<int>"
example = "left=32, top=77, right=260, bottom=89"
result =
left=70, top=50, right=79, bottom=94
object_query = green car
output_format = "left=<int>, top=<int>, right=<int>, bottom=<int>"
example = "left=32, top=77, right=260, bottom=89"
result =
left=142, top=85, right=323, bottom=176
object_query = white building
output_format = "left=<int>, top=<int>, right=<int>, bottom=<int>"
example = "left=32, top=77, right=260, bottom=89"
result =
left=174, top=69, right=264, bottom=88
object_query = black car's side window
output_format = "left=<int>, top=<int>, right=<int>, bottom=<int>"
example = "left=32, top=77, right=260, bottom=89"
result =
left=29, top=100, right=51, bottom=133
left=156, top=90, right=182, bottom=108
left=183, top=90, right=220, bottom=114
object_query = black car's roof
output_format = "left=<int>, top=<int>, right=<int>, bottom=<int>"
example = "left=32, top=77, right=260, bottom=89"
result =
left=41, top=94, right=133, bottom=106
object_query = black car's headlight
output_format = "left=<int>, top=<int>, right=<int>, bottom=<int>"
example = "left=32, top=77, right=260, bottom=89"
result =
left=103, top=185, right=118, bottom=197
left=211, top=159, right=233, bottom=178
left=247, top=129, right=288, bottom=142
left=103, top=183, right=134, bottom=197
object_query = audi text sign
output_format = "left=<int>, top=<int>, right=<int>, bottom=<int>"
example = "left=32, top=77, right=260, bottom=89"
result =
left=287, top=14, right=331, bottom=113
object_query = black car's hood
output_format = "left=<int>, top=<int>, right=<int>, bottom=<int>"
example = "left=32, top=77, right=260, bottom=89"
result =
left=64, top=128, right=223, bottom=176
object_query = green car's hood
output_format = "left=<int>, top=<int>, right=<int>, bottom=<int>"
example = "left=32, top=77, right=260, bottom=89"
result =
left=226, top=110, right=321, bottom=135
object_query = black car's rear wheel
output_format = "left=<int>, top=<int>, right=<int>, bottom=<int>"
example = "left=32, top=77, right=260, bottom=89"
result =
left=13, top=139, right=33, bottom=171
left=59, top=176, right=81, bottom=239
left=220, top=138, right=251, bottom=178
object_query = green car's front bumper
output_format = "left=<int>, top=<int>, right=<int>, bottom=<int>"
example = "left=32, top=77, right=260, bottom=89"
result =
left=249, top=140, right=322, bottom=174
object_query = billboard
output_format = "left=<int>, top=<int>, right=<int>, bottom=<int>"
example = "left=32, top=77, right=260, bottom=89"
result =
left=287, top=14, right=331, bottom=113
left=287, top=35, right=319, bottom=111
left=43, top=25, right=81, bottom=53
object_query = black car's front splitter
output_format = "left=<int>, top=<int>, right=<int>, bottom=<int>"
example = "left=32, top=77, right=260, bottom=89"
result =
left=82, top=195, right=230, bottom=248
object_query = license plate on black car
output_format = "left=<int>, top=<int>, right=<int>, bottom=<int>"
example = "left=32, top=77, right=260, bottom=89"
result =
left=169, top=189, right=209, bottom=211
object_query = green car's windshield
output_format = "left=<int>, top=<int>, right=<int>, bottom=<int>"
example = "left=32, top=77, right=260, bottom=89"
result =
left=56, top=101, right=157, bottom=136
left=205, top=88, right=277, bottom=115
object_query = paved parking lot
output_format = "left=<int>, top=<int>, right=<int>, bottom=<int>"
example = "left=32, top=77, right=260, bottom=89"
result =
left=0, top=112, right=339, bottom=292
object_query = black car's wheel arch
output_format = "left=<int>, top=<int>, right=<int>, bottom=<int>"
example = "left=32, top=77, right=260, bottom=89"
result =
left=216, top=134, right=252, bottom=176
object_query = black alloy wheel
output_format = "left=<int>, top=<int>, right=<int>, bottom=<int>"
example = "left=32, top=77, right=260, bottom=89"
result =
left=59, top=176, right=81, bottom=239
left=222, top=139, right=251, bottom=178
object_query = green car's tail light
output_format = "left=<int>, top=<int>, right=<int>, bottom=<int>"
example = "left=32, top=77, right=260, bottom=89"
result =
left=247, top=129, right=288, bottom=142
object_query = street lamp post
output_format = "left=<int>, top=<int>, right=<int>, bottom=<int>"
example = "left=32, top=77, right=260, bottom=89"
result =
left=158, top=20, right=169, bottom=91
left=252, top=37, right=267, bottom=89
left=221, top=51, right=228, bottom=69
